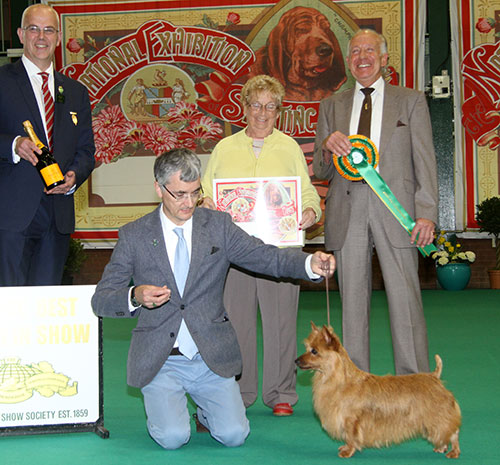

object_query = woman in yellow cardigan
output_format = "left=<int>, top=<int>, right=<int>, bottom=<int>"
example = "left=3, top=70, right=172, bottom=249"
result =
left=201, top=75, right=321, bottom=416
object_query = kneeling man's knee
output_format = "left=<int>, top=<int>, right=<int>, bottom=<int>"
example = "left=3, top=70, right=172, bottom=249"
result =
left=149, top=424, right=190, bottom=450
left=215, top=422, right=250, bottom=447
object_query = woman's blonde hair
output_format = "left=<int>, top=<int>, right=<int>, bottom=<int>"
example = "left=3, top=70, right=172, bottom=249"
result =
left=240, top=75, right=285, bottom=107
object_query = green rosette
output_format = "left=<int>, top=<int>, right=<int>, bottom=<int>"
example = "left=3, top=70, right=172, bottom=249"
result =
left=333, top=135, right=379, bottom=181
left=334, top=136, right=437, bottom=258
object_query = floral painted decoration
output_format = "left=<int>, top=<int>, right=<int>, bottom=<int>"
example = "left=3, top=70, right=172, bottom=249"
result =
left=92, top=102, right=222, bottom=164
left=431, top=231, right=476, bottom=266
left=475, top=17, right=499, bottom=37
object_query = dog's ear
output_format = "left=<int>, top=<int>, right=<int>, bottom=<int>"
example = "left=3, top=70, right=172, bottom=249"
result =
left=311, top=321, right=320, bottom=332
left=322, top=325, right=340, bottom=352
left=265, top=8, right=297, bottom=79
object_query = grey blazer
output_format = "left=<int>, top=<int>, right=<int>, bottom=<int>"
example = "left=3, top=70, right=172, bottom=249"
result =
left=92, top=206, right=312, bottom=388
left=313, top=82, right=438, bottom=251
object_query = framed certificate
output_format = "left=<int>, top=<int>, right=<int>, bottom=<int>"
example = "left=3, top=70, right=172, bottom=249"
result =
left=213, top=177, right=303, bottom=246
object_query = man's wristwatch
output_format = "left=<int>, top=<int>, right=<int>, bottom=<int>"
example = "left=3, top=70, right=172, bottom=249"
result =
left=130, top=286, right=140, bottom=307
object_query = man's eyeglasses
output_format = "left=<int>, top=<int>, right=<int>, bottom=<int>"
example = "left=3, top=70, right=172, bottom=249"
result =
left=163, top=185, right=203, bottom=203
left=248, top=102, right=279, bottom=113
left=22, top=25, right=59, bottom=36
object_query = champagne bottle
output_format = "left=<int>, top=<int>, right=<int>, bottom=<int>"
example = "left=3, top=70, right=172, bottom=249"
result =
left=23, top=120, right=64, bottom=191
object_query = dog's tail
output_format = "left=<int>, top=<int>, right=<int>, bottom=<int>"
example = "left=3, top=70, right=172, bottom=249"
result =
left=432, top=354, right=443, bottom=378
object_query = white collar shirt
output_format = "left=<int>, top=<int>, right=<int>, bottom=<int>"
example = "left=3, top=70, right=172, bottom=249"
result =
left=349, top=76, right=385, bottom=153
left=158, top=206, right=193, bottom=267
left=22, top=55, right=55, bottom=143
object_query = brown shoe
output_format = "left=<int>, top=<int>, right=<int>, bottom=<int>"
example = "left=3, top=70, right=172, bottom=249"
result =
left=272, top=402, right=293, bottom=416
left=193, top=413, right=210, bottom=433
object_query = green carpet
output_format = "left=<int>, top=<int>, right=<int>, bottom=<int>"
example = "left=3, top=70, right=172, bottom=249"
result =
left=2, top=290, right=499, bottom=464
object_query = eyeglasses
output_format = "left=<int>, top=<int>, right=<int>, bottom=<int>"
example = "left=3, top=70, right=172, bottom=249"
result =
left=163, top=184, right=203, bottom=203
left=22, top=25, right=59, bottom=36
left=248, top=102, right=279, bottom=112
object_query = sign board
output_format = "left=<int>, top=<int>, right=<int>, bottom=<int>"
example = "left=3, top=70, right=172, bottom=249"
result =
left=0, top=285, right=107, bottom=437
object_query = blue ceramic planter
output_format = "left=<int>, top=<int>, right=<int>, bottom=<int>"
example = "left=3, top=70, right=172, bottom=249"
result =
left=436, top=263, right=471, bottom=290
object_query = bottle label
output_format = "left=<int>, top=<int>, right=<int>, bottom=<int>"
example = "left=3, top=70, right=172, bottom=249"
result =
left=40, top=164, right=64, bottom=186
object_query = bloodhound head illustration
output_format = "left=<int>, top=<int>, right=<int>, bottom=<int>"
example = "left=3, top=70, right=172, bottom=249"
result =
left=249, top=6, right=347, bottom=101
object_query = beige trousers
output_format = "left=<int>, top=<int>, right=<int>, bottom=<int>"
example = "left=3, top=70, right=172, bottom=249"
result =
left=223, top=266, right=300, bottom=408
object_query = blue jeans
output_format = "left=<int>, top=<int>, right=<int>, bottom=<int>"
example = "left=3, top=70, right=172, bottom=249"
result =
left=141, top=353, right=250, bottom=449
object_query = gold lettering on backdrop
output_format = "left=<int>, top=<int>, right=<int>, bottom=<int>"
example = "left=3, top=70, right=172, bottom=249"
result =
left=278, top=106, right=318, bottom=136
left=107, top=46, right=129, bottom=70
left=151, top=28, right=252, bottom=75
left=192, top=33, right=205, bottom=55
left=97, top=56, right=119, bottom=77
left=489, top=47, right=500, bottom=71
left=79, top=73, right=101, bottom=95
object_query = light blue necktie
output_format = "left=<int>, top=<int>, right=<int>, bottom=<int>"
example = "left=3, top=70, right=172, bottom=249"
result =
left=173, top=227, right=197, bottom=359
left=173, top=228, right=189, bottom=295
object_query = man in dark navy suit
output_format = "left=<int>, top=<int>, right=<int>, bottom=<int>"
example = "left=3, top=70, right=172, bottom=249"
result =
left=0, top=4, right=95, bottom=286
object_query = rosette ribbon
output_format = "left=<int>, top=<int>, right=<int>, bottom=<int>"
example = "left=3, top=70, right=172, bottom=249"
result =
left=334, top=135, right=437, bottom=257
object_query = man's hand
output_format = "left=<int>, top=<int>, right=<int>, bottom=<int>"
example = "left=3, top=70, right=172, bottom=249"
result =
left=322, top=131, right=352, bottom=158
left=134, top=285, right=171, bottom=309
left=411, top=218, right=435, bottom=248
left=15, top=136, right=40, bottom=166
left=300, top=207, right=317, bottom=230
left=311, top=252, right=336, bottom=277
left=46, top=170, right=77, bottom=195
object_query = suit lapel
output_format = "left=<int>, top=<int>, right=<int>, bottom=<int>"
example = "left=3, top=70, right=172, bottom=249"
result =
left=336, top=88, right=354, bottom=135
left=185, top=209, right=211, bottom=296
left=144, top=207, right=176, bottom=287
left=379, top=83, right=399, bottom=156
left=13, top=61, right=47, bottom=144
left=53, top=72, right=64, bottom=148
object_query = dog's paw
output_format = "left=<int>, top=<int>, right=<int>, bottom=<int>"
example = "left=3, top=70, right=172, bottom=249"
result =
left=338, top=444, right=356, bottom=458
left=434, top=445, right=448, bottom=453
left=446, top=449, right=460, bottom=459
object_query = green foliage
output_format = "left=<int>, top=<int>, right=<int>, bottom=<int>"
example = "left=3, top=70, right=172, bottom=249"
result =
left=476, top=196, right=500, bottom=270
left=64, top=238, right=87, bottom=276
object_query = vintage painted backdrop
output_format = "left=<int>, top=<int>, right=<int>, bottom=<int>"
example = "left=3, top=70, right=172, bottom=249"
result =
left=46, top=0, right=426, bottom=243
left=451, top=0, right=500, bottom=230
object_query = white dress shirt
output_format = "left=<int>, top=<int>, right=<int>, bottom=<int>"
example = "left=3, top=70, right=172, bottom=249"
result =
left=12, top=56, right=54, bottom=163
left=349, top=75, right=385, bottom=156
left=129, top=208, right=194, bottom=352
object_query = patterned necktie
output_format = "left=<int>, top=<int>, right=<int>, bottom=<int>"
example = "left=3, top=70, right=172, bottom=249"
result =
left=357, top=87, right=374, bottom=138
left=39, top=72, right=54, bottom=150
left=173, top=227, right=198, bottom=359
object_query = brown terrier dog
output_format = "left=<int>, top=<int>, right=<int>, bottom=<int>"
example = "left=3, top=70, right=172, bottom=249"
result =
left=295, top=323, right=461, bottom=458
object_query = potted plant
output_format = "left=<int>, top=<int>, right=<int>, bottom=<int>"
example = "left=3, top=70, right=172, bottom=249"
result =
left=62, top=238, right=87, bottom=284
left=431, top=231, right=476, bottom=290
left=476, top=196, right=500, bottom=289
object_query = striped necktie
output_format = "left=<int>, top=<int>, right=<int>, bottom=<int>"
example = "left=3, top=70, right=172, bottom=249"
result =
left=39, top=72, right=54, bottom=150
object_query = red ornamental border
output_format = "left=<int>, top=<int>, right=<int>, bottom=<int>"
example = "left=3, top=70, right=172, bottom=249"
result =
left=460, top=0, right=477, bottom=229
left=456, top=0, right=500, bottom=229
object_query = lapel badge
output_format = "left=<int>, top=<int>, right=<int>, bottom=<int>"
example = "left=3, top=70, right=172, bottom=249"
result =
left=70, top=112, right=78, bottom=126
left=152, top=239, right=159, bottom=247
left=56, top=86, right=65, bottom=103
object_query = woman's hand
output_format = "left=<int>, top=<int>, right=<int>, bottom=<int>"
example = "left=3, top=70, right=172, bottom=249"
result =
left=300, top=207, right=317, bottom=230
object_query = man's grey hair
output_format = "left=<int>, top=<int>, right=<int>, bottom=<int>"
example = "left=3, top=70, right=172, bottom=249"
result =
left=347, top=29, right=388, bottom=57
left=154, top=148, right=201, bottom=186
